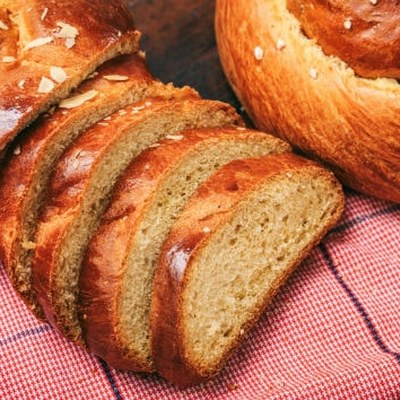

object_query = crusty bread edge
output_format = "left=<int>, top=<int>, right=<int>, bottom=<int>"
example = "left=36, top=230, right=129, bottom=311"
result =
left=150, top=154, right=345, bottom=387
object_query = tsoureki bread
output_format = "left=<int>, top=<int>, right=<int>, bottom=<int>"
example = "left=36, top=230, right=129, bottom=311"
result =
left=151, top=153, right=344, bottom=387
left=0, top=53, right=196, bottom=318
left=216, top=0, right=400, bottom=203
left=79, top=127, right=291, bottom=372
left=32, top=98, right=242, bottom=344
left=0, top=0, right=140, bottom=151
left=0, top=0, right=347, bottom=388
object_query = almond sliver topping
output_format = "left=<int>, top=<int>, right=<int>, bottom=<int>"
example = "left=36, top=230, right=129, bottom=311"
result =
left=65, top=37, right=75, bottom=49
left=38, top=77, right=55, bottom=93
left=41, top=7, right=49, bottom=21
left=50, top=66, right=67, bottom=83
left=24, top=36, right=53, bottom=50
left=56, top=22, right=79, bottom=38
left=0, top=20, right=9, bottom=30
left=166, top=135, right=184, bottom=141
left=103, top=74, right=129, bottom=81
left=59, top=90, right=98, bottom=109
left=2, top=56, right=16, bottom=63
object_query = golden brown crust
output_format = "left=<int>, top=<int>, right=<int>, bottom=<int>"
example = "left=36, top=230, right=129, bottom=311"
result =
left=32, top=98, right=241, bottom=343
left=150, top=154, right=344, bottom=387
left=0, top=0, right=140, bottom=150
left=79, top=127, right=290, bottom=372
left=215, top=0, right=400, bottom=203
left=287, top=0, right=400, bottom=79
left=0, top=54, right=156, bottom=318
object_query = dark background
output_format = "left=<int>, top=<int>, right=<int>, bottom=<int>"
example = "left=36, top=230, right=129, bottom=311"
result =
left=124, top=0, right=245, bottom=116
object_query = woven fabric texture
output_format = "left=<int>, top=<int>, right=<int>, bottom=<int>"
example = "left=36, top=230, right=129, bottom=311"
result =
left=1, top=190, right=399, bottom=399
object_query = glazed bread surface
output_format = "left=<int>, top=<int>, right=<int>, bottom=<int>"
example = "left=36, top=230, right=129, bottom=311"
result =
left=151, top=153, right=345, bottom=387
left=0, top=0, right=140, bottom=150
left=0, top=54, right=191, bottom=317
left=32, top=98, right=242, bottom=345
left=216, top=0, right=400, bottom=203
left=79, top=127, right=291, bottom=372
left=287, top=0, right=400, bottom=79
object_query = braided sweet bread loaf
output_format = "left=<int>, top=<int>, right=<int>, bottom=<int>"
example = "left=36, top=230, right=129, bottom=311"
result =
left=216, top=0, right=400, bottom=203
left=0, top=0, right=139, bottom=151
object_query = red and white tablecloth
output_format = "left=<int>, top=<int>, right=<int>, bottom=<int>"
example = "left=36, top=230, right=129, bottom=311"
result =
left=1, top=189, right=399, bottom=399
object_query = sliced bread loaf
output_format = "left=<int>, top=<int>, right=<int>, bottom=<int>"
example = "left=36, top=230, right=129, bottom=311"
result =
left=150, top=153, right=344, bottom=387
left=0, top=54, right=196, bottom=318
left=79, top=127, right=291, bottom=372
left=0, top=0, right=140, bottom=150
left=32, top=99, right=243, bottom=344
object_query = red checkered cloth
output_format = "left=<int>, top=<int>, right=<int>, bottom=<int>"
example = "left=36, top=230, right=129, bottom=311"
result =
left=1, top=189, right=399, bottom=399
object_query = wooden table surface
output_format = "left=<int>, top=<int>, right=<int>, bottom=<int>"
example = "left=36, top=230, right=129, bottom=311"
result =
left=125, top=0, right=249, bottom=122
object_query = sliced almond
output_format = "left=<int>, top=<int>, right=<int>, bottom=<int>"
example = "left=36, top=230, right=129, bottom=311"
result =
left=65, top=37, right=75, bottom=49
left=0, top=20, right=9, bottom=30
left=103, top=74, right=129, bottom=82
left=56, top=22, right=79, bottom=38
left=86, top=71, right=99, bottom=80
left=50, top=66, right=67, bottom=83
left=41, top=7, right=49, bottom=21
left=2, top=56, right=16, bottom=63
left=38, top=77, right=55, bottom=93
left=24, top=36, right=53, bottom=50
left=166, top=135, right=184, bottom=141
left=59, top=90, right=98, bottom=109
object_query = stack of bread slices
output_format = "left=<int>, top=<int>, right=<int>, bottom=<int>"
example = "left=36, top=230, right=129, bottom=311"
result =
left=0, top=0, right=345, bottom=387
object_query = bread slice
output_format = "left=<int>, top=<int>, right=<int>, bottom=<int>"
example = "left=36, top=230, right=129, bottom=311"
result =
left=0, top=54, right=196, bottom=318
left=150, top=153, right=344, bottom=387
left=0, top=0, right=140, bottom=151
left=32, top=99, right=243, bottom=344
left=79, top=127, right=291, bottom=372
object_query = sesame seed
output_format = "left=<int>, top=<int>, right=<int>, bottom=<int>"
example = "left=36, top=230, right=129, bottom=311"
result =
left=203, top=227, right=211, bottom=234
left=369, top=0, right=378, bottom=4
left=149, top=143, right=161, bottom=148
left=13, top=146, right=21, bottom=156
left=309, top=68, right=318, bottom=80
left=103, top=116, right=112, bottom=121
left=117, top=30, right=122, bottom=37
left=253, top=46, right=264, bottom=61
left=18, top=80, right=26, bottom=89
left=144, top=164, right=150, bottom=170
left=276, top=38, right=286, bottom=50
left=236, top=127, right=246, bottom=131
left=97, top=122, right=109, bottom=127
left=343, top=19, right=352, bottom=30
left=145, top=101, right=152, bottom=107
